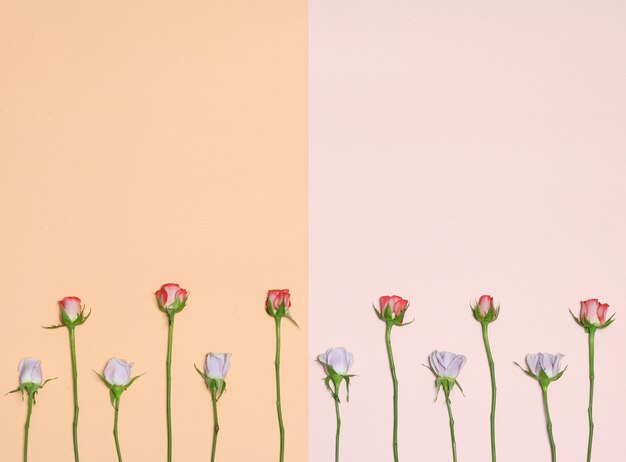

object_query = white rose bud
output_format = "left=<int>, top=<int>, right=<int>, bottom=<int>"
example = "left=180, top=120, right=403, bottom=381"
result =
left=318, top=347, right=354, bottom=376
left=103, top=358, right=134, bottom=386
left=526, top=353, right=565, bottom=379
left=205, top=353, right=231, bottom=380
left=429, top=351, right=467, bottom=379
left=19, top=357, right=43, bottom=385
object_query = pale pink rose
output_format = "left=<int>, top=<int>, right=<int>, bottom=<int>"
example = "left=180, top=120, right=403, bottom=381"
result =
left=18, top=357, right=43, bottom=385
left=155, top=283, right=187, bottom=308
left=478, top=295, right=495, bottom=317
left=267, top=289, right=291, bottom=313
left=580, top=299, right=609, bottom=326
left=379, top=295, right=409, bottom=318
left=59, top=296, right=82, bottom=322
left=103, top=358, right=134, bottom=386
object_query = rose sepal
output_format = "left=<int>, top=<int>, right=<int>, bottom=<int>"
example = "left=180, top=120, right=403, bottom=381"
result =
left=373, top=303, right=412, bottom=327
left=321, top=365, right=355, bottom=403
left=156, top=294, right=189, bottom=315
left=194, top=365, right=227, bottom=401
left=266, top=298, right=289, bottom=318
left=569, top=310, right=615, bottom=332
left=94, top=371, right=143, bottom=408
left=514, top=362, right=567, bottom=387
left=471, top=302, right=500, bottom=324
left=44, top=304, right=91, bottom=329
left=6, top=377, right=57, bottom=403
left=423, top=364, right=464, bottom=401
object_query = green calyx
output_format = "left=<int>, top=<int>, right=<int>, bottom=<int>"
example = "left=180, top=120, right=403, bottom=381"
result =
left=94, top=372, right=142, bottom=408
left=514, top=362, right=567, bottom=387
left=472, top=304, right=499, bottom=324
left=322, top=366, right=354, bottom=403
left=373, top=304, right=410, bottom=327
left=7, top=377, right=57, bottom=403
left=44, top=305, right=92, bottom=330
left=423, top=365, right=464, bottom=401
left=569, top=310, right=615, bottom=333
left=156, top=295, right=189, bottom=316
left=194, top=365, right=227, bottom=401
left=266, top=299, right=298, bottom=326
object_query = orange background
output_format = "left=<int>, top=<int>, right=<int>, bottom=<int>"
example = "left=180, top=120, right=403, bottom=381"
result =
left=0, top=1, right=307, bottom=461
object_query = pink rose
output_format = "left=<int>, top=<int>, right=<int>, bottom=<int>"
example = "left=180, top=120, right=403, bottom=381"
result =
left=155, top=283, right=188, bottom=311
left=473, top=294, right=499, bottom=321
left=59, top=296, right=82, bottom=322
left=267, top=289, right=291, bottom=315
left=478, top=295, right=494, bottom=316
left=379, top=295, right=409, bottom=322
left=580, top=299, right=610, bottom=326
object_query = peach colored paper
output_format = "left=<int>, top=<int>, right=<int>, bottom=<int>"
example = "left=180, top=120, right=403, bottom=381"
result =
left=0, top=1, right=307, bottom=460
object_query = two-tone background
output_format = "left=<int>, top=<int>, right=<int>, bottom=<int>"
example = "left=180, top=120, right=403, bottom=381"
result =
left=2, top=1, right=625, bottom=461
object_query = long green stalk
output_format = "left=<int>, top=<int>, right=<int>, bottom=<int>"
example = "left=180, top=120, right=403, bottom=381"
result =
left=385, top=322, right=399, bottom=462
left=275, top=317, right=285, bottom=462
left=24, top=393, right=34, bottom=462
left=211, top=389, right=220, bottom=462
left=166, top=313, right=175, bottom=462
left=586, top=328, right=595, bottom=462
left=443, top=387, right=457, bottom=462
left=69, top=326, right=80, bottom=462
left=114, top=397, right=123, bottom=462
left=541, top=385, right=556, bottom=462
left=333, top=381, right=341, bottom=462
left=481, top=322, right=496, bottom=462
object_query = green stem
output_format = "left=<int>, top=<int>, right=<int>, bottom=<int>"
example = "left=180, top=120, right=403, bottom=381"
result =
left=586, top=328, right=595, bottom=462
left=211, top=389, right=219, bottom=462
left=333, top=381, right=341, bottom=462
left=541, top=385, right=556, bottom=462
left=166, top=313, right=175, bottom=462
left=24, top=393, right=34, bottom=462
left=275, top=317, right=285, bottom=462
left=443, top=387, right=457, bottom=462
left=114, top=396, right=123, bottom=462
left=481, top=322, right=497, bottom=462
left=385, top=322, right=399, bottom=462
left=69, top=326, right=80, bottom=462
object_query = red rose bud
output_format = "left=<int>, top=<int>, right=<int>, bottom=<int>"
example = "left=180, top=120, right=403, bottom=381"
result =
left=473, top=294, right=499, bottom=322
left=378, top=295, right=409, bottom=325
left=579, top=299, right=612, bottom=327
left=155, top=283, right=188, bottom=313
left=266, top=289, right=291, bottom=317
left=58, top=296, right=89, bottom=326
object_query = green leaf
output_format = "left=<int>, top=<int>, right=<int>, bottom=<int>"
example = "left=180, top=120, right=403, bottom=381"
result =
left=40, top=377, right=57, bottom=389
left=5, top=385, right=23, bottom=397
left=285, top=314, right=299, bottom=328
left=372, top=305, right=384, bottom=321
left=513, top=362, right=537, bottom=380
left=570, top=310, right=584, bottom=328
left=551, top=365, right=568, bottom=382
left=396, top=318, right=414, bottom=327
left=124, top=373, right=144, bottom=390
left=598, top=314, right=616, bottom=329
left=94, top=371, right=112, bottom=389
left=42, top=324, right=64, bottom=329
left=455, top=379, right=465, bottom=397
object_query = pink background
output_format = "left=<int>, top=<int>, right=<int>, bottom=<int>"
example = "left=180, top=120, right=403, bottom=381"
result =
left=309, top=1, right=626, bottom=461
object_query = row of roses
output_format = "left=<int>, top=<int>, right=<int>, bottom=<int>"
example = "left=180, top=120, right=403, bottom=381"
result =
left=10, top=285, right=293, bottom=462
left=317, top=295, right=613, bottom=462
left=10, top=289, right=614, bottom=462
